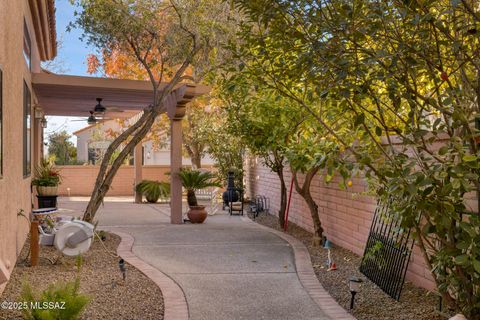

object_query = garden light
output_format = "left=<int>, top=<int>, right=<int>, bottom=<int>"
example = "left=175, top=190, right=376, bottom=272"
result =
left=119, top=258, right=126, bottom=280
left=349, top=276, right=363, bottom=310
left=323, top=239, right=336, bottom=271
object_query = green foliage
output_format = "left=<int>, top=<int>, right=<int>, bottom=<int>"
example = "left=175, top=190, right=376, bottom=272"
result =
left=178, top=169, right=220, bottom=206
left=47, top=130, right=77, bottom=165
left=31, top=159, right=62, bottom=187
left=20, top=278, right=89, bottom=320
left=196, top=102, right=246, bottom=188
left=229, top=0, right=480, bottom=317
left=135, top=180, right=170, bottom=203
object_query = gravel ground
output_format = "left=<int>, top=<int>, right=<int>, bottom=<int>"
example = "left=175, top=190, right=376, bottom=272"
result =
left=0, top=232, right=164, bottom=320
left=249, top=212, right=445, bottom=320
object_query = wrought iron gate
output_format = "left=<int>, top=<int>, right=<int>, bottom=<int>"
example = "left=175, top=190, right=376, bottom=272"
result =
left=360, top=202, right=415, bottom=300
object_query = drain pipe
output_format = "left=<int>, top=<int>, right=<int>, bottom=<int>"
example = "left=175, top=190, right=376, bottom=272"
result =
left=284, top=175, right=294, bottom=231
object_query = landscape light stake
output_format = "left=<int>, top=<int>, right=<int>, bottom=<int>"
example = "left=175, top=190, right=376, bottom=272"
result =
left=323, top=239, right=336, bottom=271
left=349, top=277, right=362, bottom=310
left=119, top=259, right=126, bottom=280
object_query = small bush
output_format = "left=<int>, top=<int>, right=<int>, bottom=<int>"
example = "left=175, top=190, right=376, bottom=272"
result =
left=20, top=277, right=89, bottom=320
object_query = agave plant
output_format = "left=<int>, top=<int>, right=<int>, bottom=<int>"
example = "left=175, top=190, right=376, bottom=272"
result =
left=178, top=169, right=220, bottom=207
left=135, top=180, right=170, bottom=203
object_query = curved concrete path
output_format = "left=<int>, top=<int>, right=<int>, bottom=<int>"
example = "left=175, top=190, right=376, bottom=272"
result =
left=59, top=198, right=353, bottom=320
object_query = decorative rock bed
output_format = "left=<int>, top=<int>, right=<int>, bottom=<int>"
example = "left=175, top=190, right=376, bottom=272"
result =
left=0, top=232, right=164, bottom=320
left=250, top=213, right=445, bottom=320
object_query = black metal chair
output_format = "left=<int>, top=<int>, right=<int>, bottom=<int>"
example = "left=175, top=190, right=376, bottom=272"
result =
left=227, top=188, right=244, bottom=216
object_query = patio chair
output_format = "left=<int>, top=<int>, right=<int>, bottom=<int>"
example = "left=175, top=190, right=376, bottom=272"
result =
left=226, top=188, right=244, bottom=216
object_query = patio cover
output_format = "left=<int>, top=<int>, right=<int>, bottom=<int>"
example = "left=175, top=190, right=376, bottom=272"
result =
left=32, top=72, right=209, bottom=225
left=32, top=72, right=208, bottom=117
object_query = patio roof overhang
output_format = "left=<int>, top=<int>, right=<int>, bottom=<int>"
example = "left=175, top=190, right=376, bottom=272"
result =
left=32, top=73, right=209, bottom=118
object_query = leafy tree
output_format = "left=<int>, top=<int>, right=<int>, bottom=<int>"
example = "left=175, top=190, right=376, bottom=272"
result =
left=87, top=52, right=211, bottom=168
left=231, top=0, right=480, bottom=317
left=215, top=74, right=303, bottom=227
left=47, top=130, right=77, bottom=165
left=71, top=0, right=233, bottom=222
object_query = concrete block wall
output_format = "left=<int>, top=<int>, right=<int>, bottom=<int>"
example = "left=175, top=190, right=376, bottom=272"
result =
left=56, top=165, right=214, bottom=196
left=246, top=158, right=437, bottom=291
left=56, top=165, right=171, bottom=196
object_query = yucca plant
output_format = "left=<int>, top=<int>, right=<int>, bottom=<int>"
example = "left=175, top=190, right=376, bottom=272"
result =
left=135, top=180, right=170, bottom=203
left=178, top=169, right=220, bottom=207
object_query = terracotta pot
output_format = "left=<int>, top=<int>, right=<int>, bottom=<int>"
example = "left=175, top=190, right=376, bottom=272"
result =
left=187, top=206, right=207, bottom=223
left=37, top=186, right=58, bottom=196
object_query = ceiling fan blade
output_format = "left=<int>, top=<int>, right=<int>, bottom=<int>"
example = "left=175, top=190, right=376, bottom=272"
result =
left=106, top=107, right=124, bottom=112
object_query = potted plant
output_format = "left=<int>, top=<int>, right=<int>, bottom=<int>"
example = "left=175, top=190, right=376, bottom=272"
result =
left=32, top=160, right=62, bottom=208
left=178, top=169, right=219, bottom=223
left=135, top=180, right=170, bottom=203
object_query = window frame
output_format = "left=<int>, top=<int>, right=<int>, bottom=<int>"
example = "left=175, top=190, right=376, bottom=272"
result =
left=23, top=81, right=31, bottom=177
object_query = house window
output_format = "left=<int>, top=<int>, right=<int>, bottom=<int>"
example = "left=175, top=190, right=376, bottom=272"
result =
left=23, top=21, right=31, bottom=70
left=0, top=68, right=2, bottom=177
left=23, top=81, right=31, bottom=177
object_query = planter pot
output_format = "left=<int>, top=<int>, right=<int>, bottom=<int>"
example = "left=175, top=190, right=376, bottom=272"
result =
left=145, top=195, right=159, bottom=203
left=36, top=186, right=58, bottom=196
left=37, top=195, right=58, bottom=209
left=187, top=206, right=207, bottom=223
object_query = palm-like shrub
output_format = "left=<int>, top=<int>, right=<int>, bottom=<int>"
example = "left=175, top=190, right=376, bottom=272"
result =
left=178, top=169, right=219, bottom=207
left=135, top=180, right=170, bottom=203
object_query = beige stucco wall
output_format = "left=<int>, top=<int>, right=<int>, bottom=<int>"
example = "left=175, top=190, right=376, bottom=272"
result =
left=0, top=0, right=42, bottom=294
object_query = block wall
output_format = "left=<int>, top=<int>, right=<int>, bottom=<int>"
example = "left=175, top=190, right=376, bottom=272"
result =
left=246, top=158, right=438, bottom=290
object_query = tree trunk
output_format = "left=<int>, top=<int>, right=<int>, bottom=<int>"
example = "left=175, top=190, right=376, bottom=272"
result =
left=191, top=154, right=201, bottom=169
left=83, top=108, right=158, bottom=222
left=276, top=166, right=287, bottom=228
left=292, top=168, right=323, bottom=240
left=82, top=48, right=196, bottom=223
left=264, top=151, right=287, bottom=227
left=186, top=143, right=202, bottom=169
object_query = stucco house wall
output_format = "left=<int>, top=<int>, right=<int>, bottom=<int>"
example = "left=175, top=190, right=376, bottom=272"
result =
left=0, top=0, right=53, bottom=294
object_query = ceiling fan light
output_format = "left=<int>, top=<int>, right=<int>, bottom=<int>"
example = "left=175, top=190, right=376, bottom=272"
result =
left=87, top=115, right=96, bottom=125
left=94, top=98, right=106, bottom=114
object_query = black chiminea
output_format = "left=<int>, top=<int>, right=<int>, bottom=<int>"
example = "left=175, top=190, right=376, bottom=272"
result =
left=222, top=171, right=238, bottom=209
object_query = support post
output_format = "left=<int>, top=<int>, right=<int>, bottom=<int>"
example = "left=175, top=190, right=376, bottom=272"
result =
left=170, top=119, right=183, bottom=224
left=134, top=143, right=143, bottom=203
left=30, top=221, right=39, bottom=267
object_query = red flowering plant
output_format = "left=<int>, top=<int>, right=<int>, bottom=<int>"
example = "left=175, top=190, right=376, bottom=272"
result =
left=31, top=160, right=62, bottom=187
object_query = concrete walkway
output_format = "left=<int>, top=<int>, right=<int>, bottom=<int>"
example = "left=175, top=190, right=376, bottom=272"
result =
left=59, top=197, right=350, bottom=320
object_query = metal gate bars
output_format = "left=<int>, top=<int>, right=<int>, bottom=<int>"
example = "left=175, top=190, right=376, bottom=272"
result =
left=359, top=202, right=415, bottom=300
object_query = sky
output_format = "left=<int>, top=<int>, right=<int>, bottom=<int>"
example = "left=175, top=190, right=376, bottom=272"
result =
left=44, top=0, right=99, bottom=144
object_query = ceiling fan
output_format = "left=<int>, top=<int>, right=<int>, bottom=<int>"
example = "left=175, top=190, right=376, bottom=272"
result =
left=71, top=98, right=122, bottom=125
left=93, top=98, right=124, bottom=115
left=71, top=111, right=113, bottom=125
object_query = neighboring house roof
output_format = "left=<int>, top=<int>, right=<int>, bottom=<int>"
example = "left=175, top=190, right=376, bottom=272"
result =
left=29, top=0, right=57, bottom=61
left=73, top=124, right=97, bottom=136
